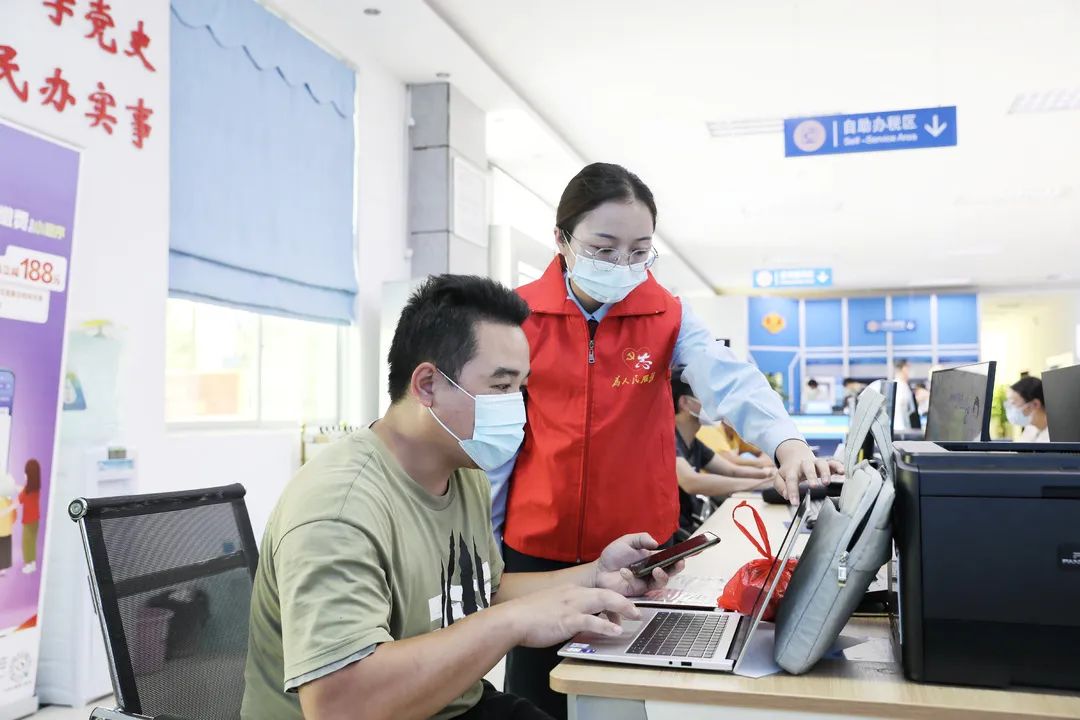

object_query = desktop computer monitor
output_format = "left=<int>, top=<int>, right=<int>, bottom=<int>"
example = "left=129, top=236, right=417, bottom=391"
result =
left=1043, top=364, right=1080, bottom=442
left=925, top=362, right=997, bottom=442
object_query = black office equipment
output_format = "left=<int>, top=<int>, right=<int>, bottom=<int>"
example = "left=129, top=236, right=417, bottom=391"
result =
left=761, top=483, right=839, bottom=505
left=890, top=441, right=1080, bottom=691
left=924, top=361, right=996, bottom=442
left=1043, top=363, right=1080, bottom=442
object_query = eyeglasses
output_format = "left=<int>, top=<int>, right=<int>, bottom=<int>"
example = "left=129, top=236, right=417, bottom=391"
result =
left=564, top=231, right=659, bottom=272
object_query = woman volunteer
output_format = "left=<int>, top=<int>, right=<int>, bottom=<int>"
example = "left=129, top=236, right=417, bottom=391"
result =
left=491, top=162, right=842, bottom=716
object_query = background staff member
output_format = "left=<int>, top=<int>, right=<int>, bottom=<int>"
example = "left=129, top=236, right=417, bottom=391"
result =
left=671, top=368, right=776, bottom=538
left=696, top=420, right=775, bottom=470
left=1007, top=376, right=1050, bottom=442
left=490, top=162, right=842, bottom=718
left=894, top=358, right=920, bottom=431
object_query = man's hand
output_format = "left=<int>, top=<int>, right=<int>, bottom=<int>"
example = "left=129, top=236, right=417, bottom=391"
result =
left=774, top=439, right=845, bottom=505
left=506, top=586, right=642, bottom=648
left=591, top=533, right=684, bottom=598
left=756, top=467, right=781, bottom=491
left=735, top=465, right=774, bottom=481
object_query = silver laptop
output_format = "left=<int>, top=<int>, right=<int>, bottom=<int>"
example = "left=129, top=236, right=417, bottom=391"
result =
left=558, top=495, right=808, bottom=673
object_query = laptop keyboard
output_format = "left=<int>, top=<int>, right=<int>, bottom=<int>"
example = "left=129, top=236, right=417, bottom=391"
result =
left=626, top=611, right=730, bottom=658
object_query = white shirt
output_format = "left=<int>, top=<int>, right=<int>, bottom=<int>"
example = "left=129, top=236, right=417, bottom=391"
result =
left=1021, top=424, right=1051, bottom=443
left=894, top=380, right=916, bottom=432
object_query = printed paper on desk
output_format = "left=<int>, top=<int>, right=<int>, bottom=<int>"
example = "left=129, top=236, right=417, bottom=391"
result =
left=631, top=574, right=728, bottom=609
left=733, top=622, right=781, bottom=678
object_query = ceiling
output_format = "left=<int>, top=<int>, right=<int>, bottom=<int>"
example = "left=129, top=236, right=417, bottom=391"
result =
left=267, top=0, right=1080, bottom=296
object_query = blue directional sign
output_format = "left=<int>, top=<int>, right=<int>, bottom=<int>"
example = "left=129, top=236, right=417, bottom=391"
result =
left=865, top=319, right=917, bottom=333
left=785, top=106, right=957, bottom=157
left=753, top=268, right=833, bottom=289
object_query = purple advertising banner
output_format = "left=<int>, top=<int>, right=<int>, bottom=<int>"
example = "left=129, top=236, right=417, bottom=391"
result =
left=0, top=120, right=79, bottom=705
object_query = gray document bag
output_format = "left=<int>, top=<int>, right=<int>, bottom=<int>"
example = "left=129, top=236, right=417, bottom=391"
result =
left=774, top=387, right=895, bottom=674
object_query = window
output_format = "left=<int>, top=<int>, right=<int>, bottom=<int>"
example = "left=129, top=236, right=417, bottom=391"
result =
left=166, top=298, right=340, bottom=425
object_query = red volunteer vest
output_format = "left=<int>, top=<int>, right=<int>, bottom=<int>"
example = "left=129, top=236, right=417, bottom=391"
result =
left=504, top=257, right=683, bottom=562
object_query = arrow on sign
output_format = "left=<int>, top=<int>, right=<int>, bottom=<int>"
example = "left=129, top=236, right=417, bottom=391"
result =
left=924, top=114, right=948, bottom=138
left=817, top=271, right=830, bottom=284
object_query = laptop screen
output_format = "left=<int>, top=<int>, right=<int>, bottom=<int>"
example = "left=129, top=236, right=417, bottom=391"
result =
left=745, top=495, right=809, bottom=628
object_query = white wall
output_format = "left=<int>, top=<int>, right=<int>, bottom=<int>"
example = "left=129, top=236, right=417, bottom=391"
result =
left=1, top=0, right=172, bottom=502
left=980, top=288, right=1080, bottom=386
left=681, top=295, right=750, bottom=361
left=1, top=3, right=412, bottom=540
left=350, top=60, right=411, bottom=424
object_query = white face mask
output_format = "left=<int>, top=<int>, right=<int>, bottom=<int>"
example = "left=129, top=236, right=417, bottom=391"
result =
left=1006, top=402, right=1031, bottom=427
left=565, top=244, right=648, bottom=304
left=690, top=399, right=717, bottom=427
left=428, top=370, right=526, bottom=472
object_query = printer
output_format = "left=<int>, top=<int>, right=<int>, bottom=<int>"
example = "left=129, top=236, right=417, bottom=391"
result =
left=890, top=440, right=1080, bottom=691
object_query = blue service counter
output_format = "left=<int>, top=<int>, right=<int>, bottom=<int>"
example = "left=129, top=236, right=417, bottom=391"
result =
left=748, top=293, right=980, bottom=413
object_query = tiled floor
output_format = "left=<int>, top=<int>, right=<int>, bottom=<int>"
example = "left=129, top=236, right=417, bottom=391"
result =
left=24, top=659, right=506, bottom=718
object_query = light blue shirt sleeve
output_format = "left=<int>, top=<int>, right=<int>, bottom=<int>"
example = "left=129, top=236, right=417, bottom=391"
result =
left=488, top=453, right=517, bottom=548
left=676, top=300, right=804, bottom=460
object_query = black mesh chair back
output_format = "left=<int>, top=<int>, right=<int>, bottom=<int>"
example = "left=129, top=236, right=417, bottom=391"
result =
left=70, top=484, right=259, bottom=720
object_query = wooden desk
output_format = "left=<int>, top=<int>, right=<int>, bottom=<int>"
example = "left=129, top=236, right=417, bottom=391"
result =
left=551, top=497, right=1080, bottom=720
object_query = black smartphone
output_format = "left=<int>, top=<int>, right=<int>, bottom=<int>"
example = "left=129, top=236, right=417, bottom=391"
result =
left=627, top=532, right=721, bottom=578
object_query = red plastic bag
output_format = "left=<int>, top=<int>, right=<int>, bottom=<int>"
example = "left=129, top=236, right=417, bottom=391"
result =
left=717, top=501, right=797, bottom=621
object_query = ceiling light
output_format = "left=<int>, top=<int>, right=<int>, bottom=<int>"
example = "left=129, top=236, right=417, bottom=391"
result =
left=706, top=111, right=842, bottom=138
left=436, top=72, right=451, bottom=79
left=706, top=118, right=783, bottom=138
left=363, top=8, right=381, bottom=16
left=945, top=246, right=1002, bottom=257
left=907, top=278, right=972, bottom=288
left=954, top=187, right=1070, bottom=206
left=740, top=197, right=843, bottom=217
left=1008, top=88, right=1080, bottom=114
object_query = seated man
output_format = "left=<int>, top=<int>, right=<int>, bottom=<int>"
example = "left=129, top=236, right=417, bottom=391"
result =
left=242, top=275, right=676, bottom=720
left=696, top=420, right=774, bottom=470
left=671, top=370, right=776, bottom=536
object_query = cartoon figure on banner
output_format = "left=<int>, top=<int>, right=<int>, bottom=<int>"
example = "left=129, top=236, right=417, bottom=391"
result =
left=86, top=81, right=117, bottom=134
left=0, top=471, right=16, bottom=578
left=39, top=67, right=76, bottom=113
left=16, top=460, right=41, bottom=575
left=84, top=0, right=118, bottom=54
left=0, top=46, right=30, bottom=103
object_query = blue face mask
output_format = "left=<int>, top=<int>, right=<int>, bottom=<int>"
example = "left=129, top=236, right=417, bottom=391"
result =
left=565, top=244, right=648, bottom=304
left=428, top=370, right=526, bottom=472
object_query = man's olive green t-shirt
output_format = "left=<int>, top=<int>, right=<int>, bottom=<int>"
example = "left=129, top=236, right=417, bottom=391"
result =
left=240, top=428, right=503, bottom=720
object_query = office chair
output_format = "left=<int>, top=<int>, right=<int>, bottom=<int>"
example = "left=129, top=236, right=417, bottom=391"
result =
left=69, top=484, right=259, bottom=720
left=676, top=495, right=719, bottom=542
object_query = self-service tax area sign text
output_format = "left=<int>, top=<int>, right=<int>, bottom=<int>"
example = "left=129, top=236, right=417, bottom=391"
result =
left=785, top=106, right=957, bottom=157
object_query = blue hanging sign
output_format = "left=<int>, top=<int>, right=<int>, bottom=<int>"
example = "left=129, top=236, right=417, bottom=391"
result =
left=866, top=319, right=917, bottom=333
left=753, top=268, right=833, bottom=289
left=785, top=106, right=957, bottom=157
